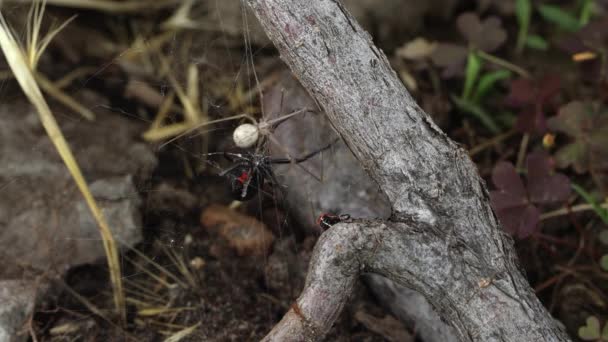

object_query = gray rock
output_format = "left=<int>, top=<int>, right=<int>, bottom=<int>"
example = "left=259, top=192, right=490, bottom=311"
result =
left=0, top=280, right=37, bottom=342
left=0, top=99, right=157, bottom=340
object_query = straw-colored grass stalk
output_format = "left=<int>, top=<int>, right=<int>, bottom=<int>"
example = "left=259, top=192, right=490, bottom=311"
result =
left=0, top=1, right=126, bottom=324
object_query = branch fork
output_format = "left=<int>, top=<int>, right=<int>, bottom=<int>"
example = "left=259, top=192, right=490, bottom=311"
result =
left=244, top=0, right=572, bottom=341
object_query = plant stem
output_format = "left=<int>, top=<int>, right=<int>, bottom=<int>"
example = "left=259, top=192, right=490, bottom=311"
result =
left=540, top=202, right=608, bottom=221
left=477, top=50, right=531, bottom=78
left=515, top=0, right=531, bottom=54
left=515, top=133, right=529, bottom=171
left=469, top=129, right=516, bottom=156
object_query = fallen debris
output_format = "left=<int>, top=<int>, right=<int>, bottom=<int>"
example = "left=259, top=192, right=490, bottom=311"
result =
left=200, top=204, right=275, bottom=256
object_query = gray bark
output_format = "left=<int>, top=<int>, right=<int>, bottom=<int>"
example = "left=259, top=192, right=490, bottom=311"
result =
left=265, top=69, right=457, bottom=342
left=244, top=0, right=572, bottom=341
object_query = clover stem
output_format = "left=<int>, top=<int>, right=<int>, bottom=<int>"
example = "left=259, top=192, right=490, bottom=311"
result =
left=469, top=129, right=517, bottom=156
left=477, top=50, right=531, bottom=79
left=515, top=133, right=529, bottom=171
left=540, top=202, right=608, bottom=221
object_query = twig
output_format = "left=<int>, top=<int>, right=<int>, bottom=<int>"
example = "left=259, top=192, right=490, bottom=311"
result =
left=245, top=1, right=571, bottom=341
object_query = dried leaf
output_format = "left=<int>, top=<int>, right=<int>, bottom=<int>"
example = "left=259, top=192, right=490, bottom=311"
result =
left=396, top=37, right=437, bottom=60
left=558, top=18, right=608, bottom=84
left=200, top=204, right=275, bottom=256
left=429, top=43, right=468, bottom=78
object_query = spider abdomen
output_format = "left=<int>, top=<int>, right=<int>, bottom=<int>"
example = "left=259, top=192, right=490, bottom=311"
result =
left=226, top=164, right=262, bottom=201
left=233, top=123, right=259, bottom=148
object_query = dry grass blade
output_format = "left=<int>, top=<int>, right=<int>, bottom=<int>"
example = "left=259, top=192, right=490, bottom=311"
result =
left=159, top=56, right=199, bottom=123
left=0, top=8, right=125, bottom=324
left=26, top=0, right=77, bottom=69
left=123, top=278, right=168, bottom=302
left=124, top=287, right=166, bottom=305
left=121, top=30, right=176, bottom=61
left=36, top=71, right=95, bottom=120
left=8, top=0, right=179, bottom=13
left=143, top=122, right=193, bottom=141
left=24, top=1, right=95, bottom=120
left=148, top=91, right=175, bottom=130
left=126, top=246, right=189, bottom=288
left=138, top=306, right=194, bottom=317
left=122, top=253, right=176, bottom=289
left=163, top=322, right=201, bottom=342
left=53, top=66, right=98, bottom=89
left=61, top=282, right=138, bottom=341
left=161, top=0, right=195, bottom=30
left=161, top=244, right=197, bottom=288
left=160, top=0, right=217, bottom=31
left=143, top=56, right=223, bottom=144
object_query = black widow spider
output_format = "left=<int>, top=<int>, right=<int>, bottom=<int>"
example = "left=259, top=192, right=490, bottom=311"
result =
left=211, top=139, right=337, bottom=201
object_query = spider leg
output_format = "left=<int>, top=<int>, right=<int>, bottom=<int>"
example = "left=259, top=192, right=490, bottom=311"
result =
left=267, top=108, right=313, bottom=130
left=260, top=162, right=285, bottom=190
left=159, top=113, right=255, bottom=149
left=258, top=163, right=290, bottom=216
left=268, top=137, right=338, bottom=164
left=267, top=135, right=323, bottom=181
left=204, top=152, right=227, bottom=158
left=202, top=151, right=245, bottom=164
left=245, top=165, right=276, bottom=199
left=221, top=152, right=245, bottom=162
left=218, top=162, right=246, bottom=177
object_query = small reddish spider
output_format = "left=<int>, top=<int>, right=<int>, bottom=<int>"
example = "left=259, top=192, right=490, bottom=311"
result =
left=316, top=213, right=351, bottom=230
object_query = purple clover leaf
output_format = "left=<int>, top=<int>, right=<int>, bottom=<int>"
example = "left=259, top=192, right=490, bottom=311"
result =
left=548, top=101, right=608, bottom=194
left=430, top=12, right=507, bottom=78
left=490, top=152, right=571, bottom=238
left=505, top=75, right=561, bottom=134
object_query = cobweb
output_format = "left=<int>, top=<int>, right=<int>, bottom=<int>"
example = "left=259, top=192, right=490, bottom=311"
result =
left=0, top=1, right=388, bottom=340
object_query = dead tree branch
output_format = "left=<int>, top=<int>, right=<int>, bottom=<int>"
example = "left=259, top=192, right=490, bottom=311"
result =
left=244, top=0, right=572, bottom=341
